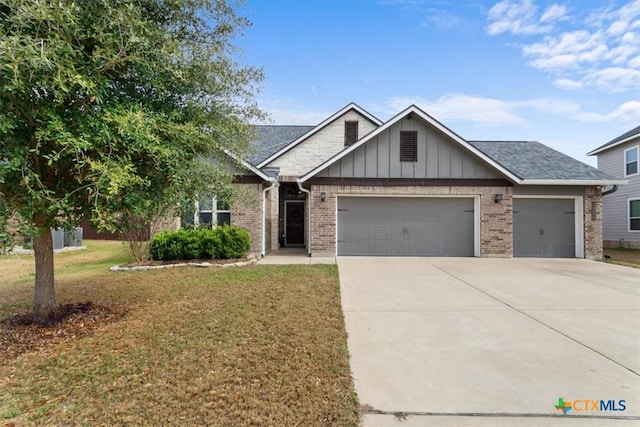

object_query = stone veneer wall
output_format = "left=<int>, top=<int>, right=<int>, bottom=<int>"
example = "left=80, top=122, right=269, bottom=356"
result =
left=266, top=110, right=379, bottom=176
left=309, top=184, right=514, bottom=257
left=584, top=186, right=603, bottom=260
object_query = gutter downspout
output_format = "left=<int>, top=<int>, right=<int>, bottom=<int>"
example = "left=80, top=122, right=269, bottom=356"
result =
left=296, top=179, right=312, bottom=257
left=602, top=185, right=618, bottom=197
left=261, top=178, right=278, bottom=258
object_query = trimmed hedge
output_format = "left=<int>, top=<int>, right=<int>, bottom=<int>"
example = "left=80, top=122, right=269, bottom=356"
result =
left=149, top=225, right=251, bottom=261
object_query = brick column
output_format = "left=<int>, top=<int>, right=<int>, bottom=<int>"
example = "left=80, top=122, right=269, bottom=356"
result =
left=584, top=187, right=603, bottom=260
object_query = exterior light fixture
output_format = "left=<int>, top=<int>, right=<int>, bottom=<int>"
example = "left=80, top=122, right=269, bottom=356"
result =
left=320, top=192, right=326, bottom=202
left=494, top=194, right=503, bottom=204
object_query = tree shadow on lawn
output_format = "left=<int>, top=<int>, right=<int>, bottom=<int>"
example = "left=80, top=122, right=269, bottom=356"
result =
left=0, top=302, right=127, bottom=362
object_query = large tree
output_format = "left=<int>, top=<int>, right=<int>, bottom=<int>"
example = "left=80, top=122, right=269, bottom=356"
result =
left=0, top=0, right=263, bottom=322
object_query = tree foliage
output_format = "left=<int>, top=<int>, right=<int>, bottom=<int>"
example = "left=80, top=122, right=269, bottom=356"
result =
left=0, top=0, right=263, bottom=322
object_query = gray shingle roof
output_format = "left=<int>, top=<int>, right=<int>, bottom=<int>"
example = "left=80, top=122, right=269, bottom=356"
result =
left=468, top=140, right=617, bottom=181
left=588, top=124, right=640, bottom=154
left=250, top=125, right=314, bottom=164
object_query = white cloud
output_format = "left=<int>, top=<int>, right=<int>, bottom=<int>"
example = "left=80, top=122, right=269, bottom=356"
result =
left=629, top=55, right=640, bottom=68
left=553, top=78, right=583, bottom=90
left=381, top=94, right=640, bottom=127
left=522, top=30, right=608, bottom=70
left=385, top=94, right=524, bottom=126
left=487, top=0, right=554, bottom=35
left=609, top=100, right=640, bottom=121
left=584, top=67, right=640, bottom=92
left=607, top=20, right=628, bottom=36
left=488, top=0, right=640, bottom=93
left=540, top=4, right=568, bottom=23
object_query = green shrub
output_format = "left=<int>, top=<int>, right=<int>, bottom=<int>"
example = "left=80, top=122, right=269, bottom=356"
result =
left=211, top=224, right=251, bottom=259
left=149, top=225, right=251, bottom=261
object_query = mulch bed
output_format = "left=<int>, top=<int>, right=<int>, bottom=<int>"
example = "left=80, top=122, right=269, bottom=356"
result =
left=0, top=302, right=127, bottom=362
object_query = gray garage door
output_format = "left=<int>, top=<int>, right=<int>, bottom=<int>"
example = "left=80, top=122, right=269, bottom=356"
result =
left=337, top=197, right=474, bottom=256
left=513, top=198, right=575, bottom=258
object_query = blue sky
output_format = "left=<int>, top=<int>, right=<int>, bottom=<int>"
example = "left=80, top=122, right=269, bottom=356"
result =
left=239, top=0, right=640, bottom=164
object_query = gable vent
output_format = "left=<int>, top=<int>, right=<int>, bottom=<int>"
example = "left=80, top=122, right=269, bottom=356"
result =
left=400, top=131, right=417, bottom=162
left=345, top=120, right=358, bottom=146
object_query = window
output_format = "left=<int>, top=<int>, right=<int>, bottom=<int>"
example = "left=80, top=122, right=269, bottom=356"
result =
left=630, top=199, right=640, bottom=231
left=345, top=120, right=358, bottom=146
left=625, top=146, right=638, bottom=176
left=191, top=195, right=232, bottom=228
left=400, top=131, right=417, bottom=162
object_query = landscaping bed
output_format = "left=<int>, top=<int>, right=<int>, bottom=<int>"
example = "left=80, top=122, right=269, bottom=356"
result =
left=0, top=241, right=359, bottom=425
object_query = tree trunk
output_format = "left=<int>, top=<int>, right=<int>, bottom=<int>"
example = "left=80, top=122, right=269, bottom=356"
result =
left=33, top=228, right=56, bottom=323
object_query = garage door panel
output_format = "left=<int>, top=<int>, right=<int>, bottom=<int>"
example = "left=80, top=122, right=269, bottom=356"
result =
left=338, top=197, right=474, bottom=256
left=514, top=199, right=575, bottom=258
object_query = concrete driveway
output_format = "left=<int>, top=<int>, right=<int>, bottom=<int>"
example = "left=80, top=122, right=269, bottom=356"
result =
left=337, top=258, right=640, bottom=426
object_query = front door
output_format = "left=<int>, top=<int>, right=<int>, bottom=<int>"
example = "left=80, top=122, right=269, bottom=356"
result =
left=285, top=201, right=305, bottom=246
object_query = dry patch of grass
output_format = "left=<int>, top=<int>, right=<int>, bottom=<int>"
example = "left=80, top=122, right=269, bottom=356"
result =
left=602, top=247, right=640, bottom=268
left=0, top=243, right=359, bottom=426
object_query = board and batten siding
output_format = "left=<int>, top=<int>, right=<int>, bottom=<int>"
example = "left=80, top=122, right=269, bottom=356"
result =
left=596, top=139, right=640, bottom=244
left=266, top=110, right=379, bottom=178
left=317, top=116, right=501, bottom=179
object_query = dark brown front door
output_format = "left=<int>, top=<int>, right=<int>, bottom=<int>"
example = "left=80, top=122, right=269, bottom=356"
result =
left=285, top=202, right=305, bottom=245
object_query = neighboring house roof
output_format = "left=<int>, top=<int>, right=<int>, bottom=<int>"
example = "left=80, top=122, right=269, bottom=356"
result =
left=250, top=125, right=314, bottom=164
left=587, top=124, right=640, bottom=156
left=256, top=102, right=383, bottom=168
left=469, top=141, right=624, bottom=184
left=299, top=104, right=626, bottom=186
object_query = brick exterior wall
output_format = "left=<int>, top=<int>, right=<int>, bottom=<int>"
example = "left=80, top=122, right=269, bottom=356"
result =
left=309, top=184, right=514, bottom=257
left=584, top=186, right=603, bottom=260
left=269, top=187, right=280, bottom=253
left=231, top=183, right=263, bottom=255
left=480, top=188, right=513, bottom=257
left=232, top=182, right=603, bottom=259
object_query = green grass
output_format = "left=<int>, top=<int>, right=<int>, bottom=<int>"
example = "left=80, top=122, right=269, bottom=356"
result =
left=601, top=247, right=640, bottom=268
left=0, top=242, right=359, bottom=426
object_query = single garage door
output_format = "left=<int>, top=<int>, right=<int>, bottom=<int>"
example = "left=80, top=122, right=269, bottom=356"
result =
left=337, top=197, right=474, bottom=256
left=513, top=198, right=575, bottom=257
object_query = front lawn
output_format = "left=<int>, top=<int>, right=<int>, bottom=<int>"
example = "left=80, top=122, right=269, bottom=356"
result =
left=0, top=241, right=359, bottom=425
left=602, top=247, right=640, bottom=268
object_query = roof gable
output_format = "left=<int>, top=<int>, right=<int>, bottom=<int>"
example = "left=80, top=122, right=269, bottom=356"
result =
left=256, top=102, right=383, bottom=168
left=588, top=124, right=640, bottom=155
left=300, top=105, right=519, bottom=183
left=314, top=114, right=503, bottom=180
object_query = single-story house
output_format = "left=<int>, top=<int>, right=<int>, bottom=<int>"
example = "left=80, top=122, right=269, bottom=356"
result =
left=209, top=103, right=625, bottom=259
left=588, top=125, right=639, bottom=249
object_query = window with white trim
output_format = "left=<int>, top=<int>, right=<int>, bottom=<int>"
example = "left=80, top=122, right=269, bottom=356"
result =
left=630, top=198, right=640, bottom=232
left=193, top=195, right=231, bottom=228
left=624, top=146, right=638, bottom=177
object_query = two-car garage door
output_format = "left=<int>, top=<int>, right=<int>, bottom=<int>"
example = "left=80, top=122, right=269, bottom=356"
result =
left=337, top=197, right=475, bottom=256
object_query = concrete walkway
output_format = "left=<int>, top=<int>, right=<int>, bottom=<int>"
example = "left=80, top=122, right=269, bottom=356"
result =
left=337, top=258, right=640, bottom=426
left=257, top=248, right=336, bottom=265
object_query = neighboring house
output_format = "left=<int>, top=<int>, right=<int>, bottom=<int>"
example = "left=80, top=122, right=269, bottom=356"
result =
left=588, top=125, right=640, bottom=249
left=211, top=103, right=625, bottom=259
